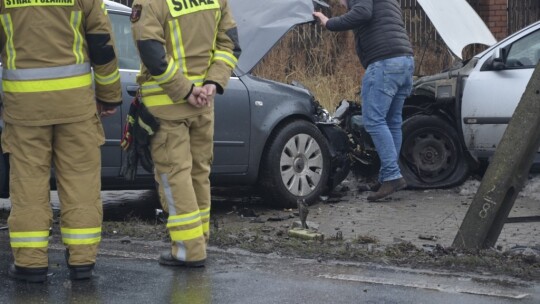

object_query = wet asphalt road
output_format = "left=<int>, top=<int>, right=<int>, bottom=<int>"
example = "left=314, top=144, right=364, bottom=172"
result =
left=0, top=238, right=539, bottom=304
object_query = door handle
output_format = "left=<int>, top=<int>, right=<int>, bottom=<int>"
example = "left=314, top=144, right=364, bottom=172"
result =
left=126, top=85, right=139, bottom=97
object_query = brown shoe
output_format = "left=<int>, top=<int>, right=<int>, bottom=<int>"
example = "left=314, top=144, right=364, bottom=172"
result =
left=366, top=177, right=407, bottom=202
left=357, top=181, right=381, bottom=193
left=158, top=251, right=205, bottom=268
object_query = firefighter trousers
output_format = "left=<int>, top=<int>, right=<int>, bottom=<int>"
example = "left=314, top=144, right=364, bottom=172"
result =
left=1, top=114, right=105, bottom=268
left=150, top=110, right=213, bottom=263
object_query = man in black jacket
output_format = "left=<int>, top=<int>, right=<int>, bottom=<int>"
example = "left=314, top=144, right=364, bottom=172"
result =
left=314, top=0, right=414, bottom=202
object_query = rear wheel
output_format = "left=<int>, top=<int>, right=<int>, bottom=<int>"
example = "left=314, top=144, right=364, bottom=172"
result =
left=400, top=115, right=469, bottom=188
left=260, top=120, right=330, bottom=208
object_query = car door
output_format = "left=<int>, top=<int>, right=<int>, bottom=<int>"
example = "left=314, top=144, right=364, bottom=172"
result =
left=461, top=26, right=540, bottom=156
left=102, top=11, right=140, bottom=177
left=212, top=76, right=250, bottom=175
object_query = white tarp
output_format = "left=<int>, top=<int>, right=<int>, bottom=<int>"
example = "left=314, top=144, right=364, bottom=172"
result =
left=418, top=0, right=497, bottom=59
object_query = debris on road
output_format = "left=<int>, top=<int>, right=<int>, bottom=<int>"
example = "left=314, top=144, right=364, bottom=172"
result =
left=418, top=234, right=439, bottom=241
left=249, top=217, right=266, bottom=223
left=288, top=228, right=324, bottom=241
left=261, top=226, right=274, bottom=233
left=267, top=214, right=293, bottom=221
left=291, top=221, right=319, bottom=231
left=237, top=207, right=258, bottom=218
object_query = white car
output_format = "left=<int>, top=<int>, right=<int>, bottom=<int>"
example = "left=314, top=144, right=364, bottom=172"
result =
left=361, top=0, right=540, bottom=188
left=400, top=0, right=540, bottom=188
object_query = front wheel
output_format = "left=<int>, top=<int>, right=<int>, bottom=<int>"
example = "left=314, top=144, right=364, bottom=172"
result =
left=400, top=115, right=469, bottom=189
left=259, top=120, right=331, bottom=208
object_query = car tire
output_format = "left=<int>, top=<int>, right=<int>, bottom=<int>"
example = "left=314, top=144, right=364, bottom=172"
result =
left=260, top=120, right=330, bottom=208
left=400, top=115, right=469, bottom=189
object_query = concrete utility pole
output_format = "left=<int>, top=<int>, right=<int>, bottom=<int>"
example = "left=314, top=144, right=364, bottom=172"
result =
left=453, top=62, right=540, bottom=249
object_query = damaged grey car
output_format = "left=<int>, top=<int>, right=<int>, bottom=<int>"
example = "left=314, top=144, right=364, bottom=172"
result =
left=0, top=0, right=349, bottom=208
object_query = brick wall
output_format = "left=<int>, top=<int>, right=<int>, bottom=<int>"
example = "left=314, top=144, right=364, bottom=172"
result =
left=475, top=0, right=508, bottom=39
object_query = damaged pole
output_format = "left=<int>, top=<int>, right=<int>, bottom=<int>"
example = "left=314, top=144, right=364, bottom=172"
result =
left=453, top=62, right=540, bottom=249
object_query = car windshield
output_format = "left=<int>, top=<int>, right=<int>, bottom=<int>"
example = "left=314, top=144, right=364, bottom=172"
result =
left=109, top=12, right=140, bottom=70
left=475, top=21, right=540, bottom=59
left=505, top=30, right=540, bottom=68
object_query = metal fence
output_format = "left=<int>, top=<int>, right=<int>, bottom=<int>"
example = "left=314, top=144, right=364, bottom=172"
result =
left=509, top=0, right=540, bottom=34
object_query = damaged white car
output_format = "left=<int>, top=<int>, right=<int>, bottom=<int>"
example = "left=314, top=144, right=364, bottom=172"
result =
left=340, top=0, right=540, bottom=189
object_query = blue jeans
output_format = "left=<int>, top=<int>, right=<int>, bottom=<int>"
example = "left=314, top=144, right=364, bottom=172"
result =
left=361, top=56, right=414, bottom=182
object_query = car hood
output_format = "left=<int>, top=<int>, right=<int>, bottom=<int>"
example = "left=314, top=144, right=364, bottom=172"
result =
left=418, top=0, right=496, bottom=59
left=229, top=0, right=315, bottom=76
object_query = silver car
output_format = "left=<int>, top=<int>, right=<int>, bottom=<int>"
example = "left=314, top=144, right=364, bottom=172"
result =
left=391, top=0, right=540, bottom=188
left=0, top=0, right=349, bottom=208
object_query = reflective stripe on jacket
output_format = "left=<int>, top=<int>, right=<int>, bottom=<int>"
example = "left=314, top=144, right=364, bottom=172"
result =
left=131, top=0, right=240, bottom=120
left=0, top=0, right=122, bottom=126
left=3, top=63, right=92, bottom=93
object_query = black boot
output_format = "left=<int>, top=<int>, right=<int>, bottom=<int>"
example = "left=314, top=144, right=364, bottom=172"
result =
left=68, top=264, right=94, bottom=280
left=158, top=251, right=205, bottom=267
left=65, top=249, right=94, bottom=280
left=8, top=264, right=48, bottom=283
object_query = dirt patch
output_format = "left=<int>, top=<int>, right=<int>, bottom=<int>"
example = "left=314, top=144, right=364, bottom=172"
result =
left=208, top=176, right=540, bottom=281
left=209, top=221, right=540, bottom=281
left=91, top=180, right=540, bottom=281
left=90, top=215, right=540, bottom=281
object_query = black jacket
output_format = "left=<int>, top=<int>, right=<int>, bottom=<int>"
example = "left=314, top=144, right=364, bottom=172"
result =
left=326, top=0, right=413, bottom=68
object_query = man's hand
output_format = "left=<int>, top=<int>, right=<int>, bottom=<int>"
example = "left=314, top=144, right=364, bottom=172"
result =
left=187, top=85, right=216, bottom=108
left=187, top=86, right=207, bottom=108
left=97, top=103, right=117, bottom=117
left=313, top=12, right=329, bottom=27
left=200, top=83, right=216, bottom=108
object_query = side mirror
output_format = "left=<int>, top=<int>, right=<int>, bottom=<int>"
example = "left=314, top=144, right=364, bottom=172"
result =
left=491, top=48, right=505, bottom=71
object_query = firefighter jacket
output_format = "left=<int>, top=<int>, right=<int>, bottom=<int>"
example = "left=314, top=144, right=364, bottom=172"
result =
left=0, top=0, right=122, bottom=126
left=131, top=0, right=241, bottom=120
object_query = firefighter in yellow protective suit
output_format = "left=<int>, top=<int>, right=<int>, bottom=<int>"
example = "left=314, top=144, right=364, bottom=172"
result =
left=131, top=0, right=240, bottom=266
left=0, top=0, right=122, bottom=282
